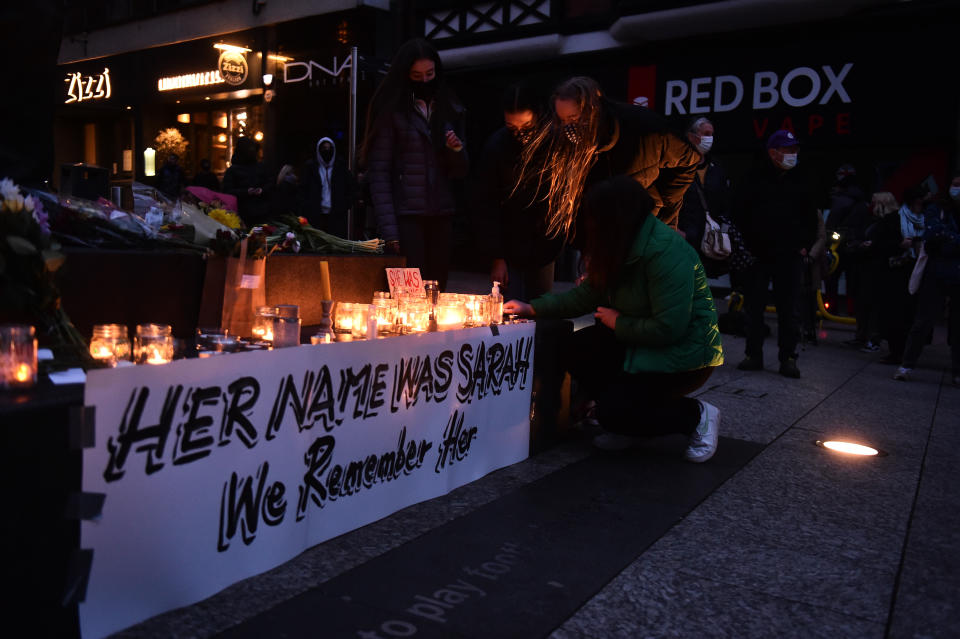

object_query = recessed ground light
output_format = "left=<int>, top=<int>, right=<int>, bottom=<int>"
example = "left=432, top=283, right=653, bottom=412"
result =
left=816, top=440, right=887, bottom=457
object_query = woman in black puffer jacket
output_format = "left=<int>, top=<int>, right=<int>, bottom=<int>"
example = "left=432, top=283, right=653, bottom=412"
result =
left=361, top=38, right=468, bottom=291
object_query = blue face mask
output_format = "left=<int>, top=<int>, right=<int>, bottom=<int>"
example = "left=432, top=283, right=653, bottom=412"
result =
left=950, top=186, right=960, bottom=200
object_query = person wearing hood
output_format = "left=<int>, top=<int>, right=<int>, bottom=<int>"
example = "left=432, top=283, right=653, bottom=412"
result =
left=303, top=137, right=355, bottom=238
left=469, top=83, right=563, bottom=302
left=222, top=137, right=271, bottom=226
left=361, top=38, right=468, bottom=291
left=732, top=129, right=818, bottom=378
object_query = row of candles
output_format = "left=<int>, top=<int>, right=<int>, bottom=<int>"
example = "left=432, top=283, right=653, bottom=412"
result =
left=0, top=284, right=509, bottom=388
left=89, top=323, right=176, bottom=367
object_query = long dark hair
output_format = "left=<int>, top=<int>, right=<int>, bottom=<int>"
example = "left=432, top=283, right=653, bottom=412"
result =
left=515, top=76, right=605, bottom=241
left=583, top=176, right=653, bottom=291
left=360, top=38, right=460, bottom=167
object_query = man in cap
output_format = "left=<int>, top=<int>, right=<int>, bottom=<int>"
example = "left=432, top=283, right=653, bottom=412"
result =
left=732, top=129, right=819, bottom=378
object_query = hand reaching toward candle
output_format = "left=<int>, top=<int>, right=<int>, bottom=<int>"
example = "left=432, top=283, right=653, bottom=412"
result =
left=594, top=306, right=620, bottom=330
left=503, top=300, right=534, bottom=317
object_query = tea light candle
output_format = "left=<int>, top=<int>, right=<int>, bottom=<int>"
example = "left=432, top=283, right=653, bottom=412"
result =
left=350, top=304, right=374, bottom=339
left=134, top=324, right=174, bottom=365
left=335, top=302, right=363, bottom=333
left=436, top=301, right=466, bottom=330
left=89, top=324, right=131, bottom=366
left=1, top=324, right=38, bottom=390
left=145, top=344, right=170, bottom=365
left=252, top=306, right=277, bottom=341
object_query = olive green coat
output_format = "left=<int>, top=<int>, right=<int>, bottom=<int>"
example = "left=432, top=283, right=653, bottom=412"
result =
left=531, top=214, right=724, bottom=373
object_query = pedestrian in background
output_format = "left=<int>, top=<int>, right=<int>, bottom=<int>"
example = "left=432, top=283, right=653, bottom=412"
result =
left=880, top=186, right=926, bottom=364
left=847, top=191, right=901, bottom=355
left=504, top=176, right=723, bottom=461
left=157, top=152, right=187, bottom=200
left=470, top=83, right=562, bottom=301
left=361, top=38, right=468, bottom=291
left=895, top=175, right=960, bottom=383
left=678, top=116, right=733, bottom=256
left=193, top=158, right=220, bottom=191
left=733, top=129, right=818, bottom=378
left=303, top=137, right=355, bottom=238
left=222, top=137, right=272, bottom=226
left=825, top=164, right=868, bottom=318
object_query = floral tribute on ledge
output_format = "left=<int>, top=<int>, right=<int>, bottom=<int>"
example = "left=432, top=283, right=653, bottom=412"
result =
left=0, top=178, right=90, bottom=367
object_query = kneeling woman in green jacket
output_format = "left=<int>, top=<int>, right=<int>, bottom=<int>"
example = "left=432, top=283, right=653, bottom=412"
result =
left=504, top=176, right=725, bottom=461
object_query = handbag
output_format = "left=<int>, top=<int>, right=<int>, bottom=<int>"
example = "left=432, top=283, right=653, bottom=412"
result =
left=701, top=211, right=732, bottom=260
left=695, top=180, right=732, bottom=260
left=907, top=242, right=927, bottom=295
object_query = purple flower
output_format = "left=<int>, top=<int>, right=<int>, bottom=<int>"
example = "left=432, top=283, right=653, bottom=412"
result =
left=28, top=196, right=50, bottom=235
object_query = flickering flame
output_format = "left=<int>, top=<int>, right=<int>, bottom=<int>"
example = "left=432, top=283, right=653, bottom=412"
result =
left=145, top=345, right=170, bottom=365
left=14, top=363, right=31, bottom=383
left=91, top=345, right=113, bottom=359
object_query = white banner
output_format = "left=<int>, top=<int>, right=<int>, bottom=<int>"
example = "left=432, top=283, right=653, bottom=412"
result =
left=80, top=324, right=534, bottom=639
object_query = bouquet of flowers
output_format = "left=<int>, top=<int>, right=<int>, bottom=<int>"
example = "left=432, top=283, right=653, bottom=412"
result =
left=0, top=179, right=89, bottom=360
left=265, top=215, right=384, bottom=254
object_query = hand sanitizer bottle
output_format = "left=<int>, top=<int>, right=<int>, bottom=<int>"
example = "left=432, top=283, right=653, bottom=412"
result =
left=489, top=281, right=503, bottom=325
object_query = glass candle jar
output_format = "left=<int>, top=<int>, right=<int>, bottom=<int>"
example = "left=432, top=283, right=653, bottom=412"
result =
left=89, top=324, right=132, bottom=366
left=134, top=324, right=174, bottom=365
left=195, top=327, right=240, bottom=357
left=463, top=294, right=489, bottom=327
left=350, top=304, right=374, bottom=339
left=371, top=297, right=399, bottom=333
left=334, top=302, right=360, bottom=334
left=252, top=305, right=276, bottom=341
left=272, top=304, right=301, bottom=348
left=400, top=298, right=431, bottom=333
left=435, top=299, right=466, bottom=330
left=1, top=324, right=38, bottom=389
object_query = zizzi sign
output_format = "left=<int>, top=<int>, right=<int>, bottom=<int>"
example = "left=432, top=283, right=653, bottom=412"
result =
left=64, top=67, right=112, bottom=104
left=218, top=50, right=248, bottom=86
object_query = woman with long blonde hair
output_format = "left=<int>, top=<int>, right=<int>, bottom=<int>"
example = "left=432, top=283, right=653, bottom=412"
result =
left=516, top=76, right=700, bottom=244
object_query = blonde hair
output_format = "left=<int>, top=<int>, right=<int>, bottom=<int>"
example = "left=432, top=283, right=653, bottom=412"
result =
left=515, top=76, right=605, bottom=241
left=871, top=191, right=898, bottom=216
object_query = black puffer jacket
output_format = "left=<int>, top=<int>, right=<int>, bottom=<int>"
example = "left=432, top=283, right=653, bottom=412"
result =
left=366, top=108, right=468, bottom=242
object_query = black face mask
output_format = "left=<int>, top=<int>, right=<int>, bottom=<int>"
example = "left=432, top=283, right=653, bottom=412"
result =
left=562, top=122, right=581, bottom=145
left=412, top=78, right=438, bottom=101
left=512, top=127, right=534, bottom=145
left=319, top=148, right=333, bottom=163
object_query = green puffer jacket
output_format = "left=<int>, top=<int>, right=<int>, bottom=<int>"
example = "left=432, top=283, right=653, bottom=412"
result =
left=531, top=214, right=724, bottom=373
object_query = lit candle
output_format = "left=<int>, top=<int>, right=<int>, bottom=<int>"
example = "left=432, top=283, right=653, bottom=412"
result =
left=145, top=345, right=170, bottom=365
left=14, top=363, right=31, bottom=383
left=1, top=324, right=37, bottom=389
left=91, top=345, right=113, bottom=360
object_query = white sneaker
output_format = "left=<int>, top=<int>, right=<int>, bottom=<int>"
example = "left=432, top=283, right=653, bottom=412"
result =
left=684, top=400, right=720, bottom=463
left=893, top=367, right=912, bottom=381
left=592, top=432, right=644, bottom=451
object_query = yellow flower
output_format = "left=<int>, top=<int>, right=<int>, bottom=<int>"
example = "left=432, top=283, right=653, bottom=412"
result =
left=208, top=208, right=242, bottom=229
